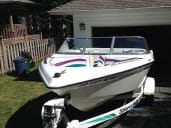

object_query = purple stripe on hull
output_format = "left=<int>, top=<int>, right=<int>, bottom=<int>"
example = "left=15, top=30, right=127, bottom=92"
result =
left=54, top=58, right=86, bottom=66
left=99, top=55, right=105, bottom=62
left=105, top=59, right=120, bottom=62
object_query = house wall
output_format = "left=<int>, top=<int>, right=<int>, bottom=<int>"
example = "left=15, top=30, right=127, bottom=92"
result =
left=73, top=7, right=171, bottom=38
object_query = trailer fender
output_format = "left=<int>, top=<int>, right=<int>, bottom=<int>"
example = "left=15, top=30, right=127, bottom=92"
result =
left=144, top=77, right=155, bottom=96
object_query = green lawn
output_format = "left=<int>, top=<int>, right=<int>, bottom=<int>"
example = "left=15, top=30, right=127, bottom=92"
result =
left=0, top=66, right=49, bottom=128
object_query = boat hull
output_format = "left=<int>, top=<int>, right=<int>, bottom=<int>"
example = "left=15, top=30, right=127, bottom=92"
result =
left=49, top=64, right=150, bottom=111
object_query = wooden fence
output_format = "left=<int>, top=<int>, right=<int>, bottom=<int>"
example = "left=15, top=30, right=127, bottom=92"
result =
left=0, top=37, right=56, bottom=74
left=0, top=24, right=27, bottom=39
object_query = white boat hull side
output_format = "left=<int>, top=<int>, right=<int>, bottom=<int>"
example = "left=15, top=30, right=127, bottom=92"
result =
left=50, top=68, right=150, bottom=111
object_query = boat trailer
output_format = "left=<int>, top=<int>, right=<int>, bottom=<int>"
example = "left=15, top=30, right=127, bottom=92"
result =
left=41, top=77, right=155, bottom=128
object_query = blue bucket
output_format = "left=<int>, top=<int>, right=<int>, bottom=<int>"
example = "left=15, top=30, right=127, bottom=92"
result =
left=13, top=57, right=26, bottom=76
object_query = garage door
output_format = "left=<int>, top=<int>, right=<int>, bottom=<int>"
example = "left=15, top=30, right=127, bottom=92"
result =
left=92, top=26, right=171, bottom=86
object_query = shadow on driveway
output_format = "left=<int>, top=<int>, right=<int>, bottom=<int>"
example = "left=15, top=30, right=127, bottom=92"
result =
left=5, top=91, right=171, bottom=128
left=5, top=92, right=58, bottom=128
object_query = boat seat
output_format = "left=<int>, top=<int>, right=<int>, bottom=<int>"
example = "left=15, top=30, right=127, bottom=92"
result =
left=89, top=55, right=106, bottom=67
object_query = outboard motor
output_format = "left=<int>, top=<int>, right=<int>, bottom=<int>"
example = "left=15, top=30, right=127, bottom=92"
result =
left=41, top=99, right=65, bottom=128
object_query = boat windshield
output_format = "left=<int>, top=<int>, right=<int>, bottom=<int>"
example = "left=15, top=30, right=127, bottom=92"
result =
left=57, top=36, right=149, bottom=54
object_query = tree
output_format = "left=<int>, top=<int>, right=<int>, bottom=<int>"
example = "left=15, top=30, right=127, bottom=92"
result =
left=29, top=0, right=73, bottom=47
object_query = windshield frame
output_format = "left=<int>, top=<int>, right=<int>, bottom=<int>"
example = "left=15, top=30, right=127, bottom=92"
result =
left=57, top=36, right=149, bottom=55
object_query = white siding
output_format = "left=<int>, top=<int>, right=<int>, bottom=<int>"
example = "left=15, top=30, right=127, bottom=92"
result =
left=73, top=7, right=171, bottom=38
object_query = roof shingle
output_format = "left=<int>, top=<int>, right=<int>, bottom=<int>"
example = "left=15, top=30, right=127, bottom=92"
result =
left=0, top=0, right=34, bottom=4
left=50, top=0, right=171, bottom=13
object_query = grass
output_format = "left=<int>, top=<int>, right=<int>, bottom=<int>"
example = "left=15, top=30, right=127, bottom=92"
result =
left=0, top=64, right=49, bottom=128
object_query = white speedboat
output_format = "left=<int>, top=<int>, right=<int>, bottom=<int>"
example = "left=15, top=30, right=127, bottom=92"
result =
left=39, top=36, right=154, bottom=111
